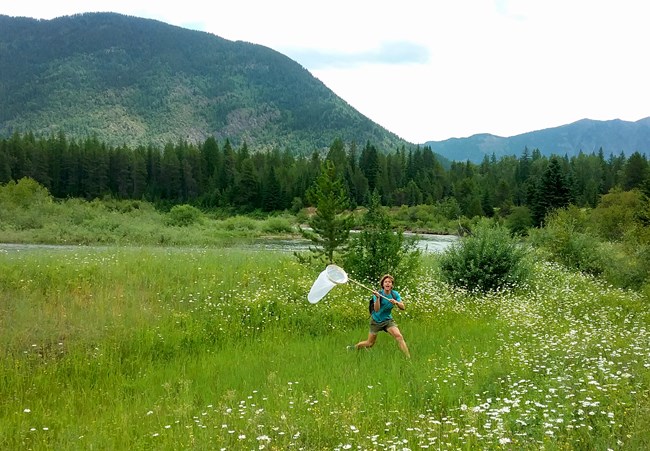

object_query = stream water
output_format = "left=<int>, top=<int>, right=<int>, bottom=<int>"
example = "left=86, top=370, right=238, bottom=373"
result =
left=0, top=234, right=458, bottom=255
left=244, top=233, right=458, bottom=254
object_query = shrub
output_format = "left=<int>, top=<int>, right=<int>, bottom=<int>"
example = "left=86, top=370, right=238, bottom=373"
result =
left=0, top=177, right=53, bottom=209
left=590, top=188, right=644, bottom=241
left=505, top=206, right=533, bottom=236
left=439, top=220, right=531, bottom=293
left=260, top=216, right=295, bottom=234
left=599, top=242, right=648, bottom=289
left=220, top=215, right=258, bottom=232
left=0, top=178, right=55, bottom=230
left=167, top=204, right=203, bottom=227
left=529, top=206, right=605, bottom=276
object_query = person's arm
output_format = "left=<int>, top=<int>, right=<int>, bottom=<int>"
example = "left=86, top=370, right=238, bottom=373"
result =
left=372, top=291, right=381, bottom=312
left=390, top=292, right=405, bottom=310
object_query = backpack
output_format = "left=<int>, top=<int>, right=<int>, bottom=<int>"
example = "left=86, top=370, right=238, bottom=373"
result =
left=368, top=290, right=395, bottom=315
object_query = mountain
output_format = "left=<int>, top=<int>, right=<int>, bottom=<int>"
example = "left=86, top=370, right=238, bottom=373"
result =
left=423, top=117, right=650, bottom=163
left=0, top=13, right=410, bottom=152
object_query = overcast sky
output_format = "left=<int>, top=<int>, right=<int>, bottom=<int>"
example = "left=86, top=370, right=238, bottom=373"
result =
left=3, top=0, right=649, bottom=143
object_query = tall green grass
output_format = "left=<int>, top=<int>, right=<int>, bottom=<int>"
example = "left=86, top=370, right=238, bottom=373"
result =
left=1, top=247, right=649, bottom=449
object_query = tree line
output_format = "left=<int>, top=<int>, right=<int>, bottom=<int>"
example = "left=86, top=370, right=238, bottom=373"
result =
left=1, top=131, right=648, bottom=226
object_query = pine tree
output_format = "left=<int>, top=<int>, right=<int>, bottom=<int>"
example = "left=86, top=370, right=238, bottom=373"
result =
left=342, top=190, right=420, bottom=284
left=531, top=156, right=571, bottom=226
left=623, top=151, right=648, bottom=190
left=297, top=160, right=354, bottom=264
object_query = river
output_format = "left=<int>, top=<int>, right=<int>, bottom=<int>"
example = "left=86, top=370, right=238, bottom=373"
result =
left=0, top=234, right=458, bottom=255
left=244, top=233, right=458, bottom=254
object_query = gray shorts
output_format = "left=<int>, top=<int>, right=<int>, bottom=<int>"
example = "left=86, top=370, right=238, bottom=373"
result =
left=370, top=318, right=397, bottom=334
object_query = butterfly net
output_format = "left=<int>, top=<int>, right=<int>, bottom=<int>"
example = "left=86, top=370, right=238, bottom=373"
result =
left=307, top=265, right=348, bottom=303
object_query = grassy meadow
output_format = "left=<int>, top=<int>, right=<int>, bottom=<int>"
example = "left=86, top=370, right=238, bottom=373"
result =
left=2, top=246, right=650, bottom=450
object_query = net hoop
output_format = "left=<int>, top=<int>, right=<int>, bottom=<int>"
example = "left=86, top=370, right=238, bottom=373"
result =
left=325, top=264, right=348, bottom=284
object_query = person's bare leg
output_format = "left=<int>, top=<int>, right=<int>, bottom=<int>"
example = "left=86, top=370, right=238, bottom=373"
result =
left=355, top=333, right=377, bottom=350
left=387, top=326, right=410, bottom=358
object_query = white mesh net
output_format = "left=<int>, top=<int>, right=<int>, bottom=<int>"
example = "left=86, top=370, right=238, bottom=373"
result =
left=307, top=269, right=335, bottom=304
left=307, top=265, right=349, bottom=304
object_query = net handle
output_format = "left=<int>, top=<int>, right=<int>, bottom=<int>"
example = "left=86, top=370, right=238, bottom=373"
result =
left=325, top=265, right=393, bottom=301
left=347, top=278, right=393, bottom=301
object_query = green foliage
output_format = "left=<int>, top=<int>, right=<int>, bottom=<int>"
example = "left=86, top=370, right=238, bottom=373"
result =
left=297, top=161, right=354, bottom=265
left=342, top=192, right=421, bottom=286
left=166, top=204, right=203, bottom=227
left=0, top=13, right=408, bottom=153
left=505, top=206, right=533, bottom=236
left=0, top=181, right=303, bottom=245
left=260, top=216, right=296, bottom=234
left=530, top=156, right=571, bottom=226
left=590, top=188, right=645, bottom=241
left=0, top=177, right=53, bottom=208
left=390, top=202, right=459, bottom=234
left=597, top=241, right=649, bottom=290
left=439, top=220, right=531, bottom=293
left=0, top=177, right=55, bottom=230
left=529, top=206, right=605, bottom=276
left=219, top=215, right=259, bottom=233
left=529, top=195, right=650, bottom=290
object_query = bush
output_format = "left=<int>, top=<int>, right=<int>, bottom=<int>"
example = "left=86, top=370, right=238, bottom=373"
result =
left=439, top=220, right=531, bottom=293
left=260, top=216, right=295, bottom=234
left=0, top=178, right=55, bottom=230
left=0, top=177, right=53, bottom=209
left=590, top=188, right=644, bottom=241
left=220, top=215, right=258, bottom=232
left=529, top=206, right=605, bottom=276
left=505, top=206, right=533, bottom=236
left=167, top=204, right=203, bottom=227
left=599, top=242, right=648, bottom=289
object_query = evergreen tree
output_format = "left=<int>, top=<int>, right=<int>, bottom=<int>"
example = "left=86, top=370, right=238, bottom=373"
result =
left=110, top=146, right=132, bottom=199
left=405, top=180, right=422, bottom=206
left=531, top=156, right=571, bottom=226
left=234, top=158, right=259, bottom=208
left=298, top=160, right=354, bottom=264
left=326, top=137, right=347, bottom=179
left=262, top=166, right=282, bottom=212
left=0, top=143, right=10, bottom=183
left=219, top=139, right=237, bottom=205
left=160, top=143, right=183, bottom=201
left=131, top=147, right=148, bottom=199
left=359, top=141, right=380, bottom=194
left=181, top=144, right=202, bottom=201
left=623, top=151, right=648, bottom=190
left=342, top=190, right=420, bottom=284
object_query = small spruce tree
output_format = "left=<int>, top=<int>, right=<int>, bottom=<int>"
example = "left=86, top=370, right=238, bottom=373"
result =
left=342, top=191, right=420, bottom=285
left=296, top=160, right=354, bottom=265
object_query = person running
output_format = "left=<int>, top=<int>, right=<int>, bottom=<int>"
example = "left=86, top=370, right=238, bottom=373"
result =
left=351, top=274, right=410, bottom=358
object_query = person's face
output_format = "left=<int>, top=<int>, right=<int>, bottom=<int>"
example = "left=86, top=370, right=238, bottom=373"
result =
left=382, top=277, right=393, bottom=291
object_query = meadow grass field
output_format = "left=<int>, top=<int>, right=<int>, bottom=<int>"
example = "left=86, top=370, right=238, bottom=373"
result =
left=1, top=246, right=650, bottom=450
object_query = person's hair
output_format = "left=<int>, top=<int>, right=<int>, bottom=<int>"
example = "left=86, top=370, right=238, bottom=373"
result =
left=379, top=274, right=394, bottom=287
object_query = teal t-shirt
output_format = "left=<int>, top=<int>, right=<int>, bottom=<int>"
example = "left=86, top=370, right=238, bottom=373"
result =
left=370, top=290, right=400, bottom=323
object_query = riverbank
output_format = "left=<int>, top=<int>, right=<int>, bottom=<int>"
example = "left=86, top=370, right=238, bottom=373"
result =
left=1, top=183, right=462, bottom=247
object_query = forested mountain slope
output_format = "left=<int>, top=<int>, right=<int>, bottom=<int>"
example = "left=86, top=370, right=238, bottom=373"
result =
left=0, top=13, right=409, bottom=152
